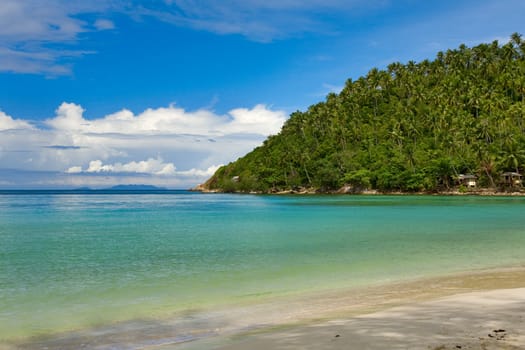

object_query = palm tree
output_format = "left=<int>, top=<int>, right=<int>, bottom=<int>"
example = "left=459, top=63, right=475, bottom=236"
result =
left=499, top=141, right=525, bottom=174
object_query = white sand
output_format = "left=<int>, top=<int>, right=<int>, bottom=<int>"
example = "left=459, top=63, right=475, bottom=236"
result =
left=209, top=287, right=525, bottom=349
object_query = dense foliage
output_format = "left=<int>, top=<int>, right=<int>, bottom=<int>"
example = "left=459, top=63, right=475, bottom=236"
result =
left=205, top=34, right=525, bottom=193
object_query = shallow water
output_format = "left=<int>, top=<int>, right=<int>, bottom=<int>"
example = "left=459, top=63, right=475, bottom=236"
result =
left=1, top=192, right=525, bottom=347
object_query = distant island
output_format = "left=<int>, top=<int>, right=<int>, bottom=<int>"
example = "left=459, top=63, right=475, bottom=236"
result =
left=106, top=185, right=167, bottom=191
left=201, top=34, right=525, bottom=194
left=71, top=185, right=168, bottom=191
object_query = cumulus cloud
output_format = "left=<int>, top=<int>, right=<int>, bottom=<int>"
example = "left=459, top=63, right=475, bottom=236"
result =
left=70, top=157, right=177, bottom=176
left=65, top=166, right=82, bottom=174
left=66, top=159, right=221, bottom=179
left=0, top=102, right=287, bottom=188
left=227, top=104, right=287, bottom=135
left=0, top=111, right=34, bottom=131
left=46, top=102, right=286, bottom=136
left=177, top=165, right=222, bottom=178
left=47, top=103, right=87, bottom=131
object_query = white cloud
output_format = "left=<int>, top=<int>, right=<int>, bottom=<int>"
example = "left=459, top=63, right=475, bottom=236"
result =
left=47, top=102, right=87, bottom=131
left=177, top=165, right=222, bottom=178
left=227, top=104, right=286, bottom=135
left=0, top=102, right=287, bottom=188
left=0, top=0, right=111, bottom=74
left=29, top=172, right=209, bottom=189
left=78, top=157, right=177, bottom=176
left=66, top=158, right=220, bottom=179
left=0, top=0, right=84, bottom=42
left=0, top=0, right=380, bottom=73
left=0, top=47, right=77, bottom=75
left=85, top=160, right=107, bottom=172
left=4, top=0, right=524, bottom=75
left=0, top=111, right=34, bottom=131
left=46, top=102, right=286, bottom=136
left=65, top=166, right=82, bottom=174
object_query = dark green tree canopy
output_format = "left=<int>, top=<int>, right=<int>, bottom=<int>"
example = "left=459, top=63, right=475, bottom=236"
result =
left=204, top=34, right=525, bottom=193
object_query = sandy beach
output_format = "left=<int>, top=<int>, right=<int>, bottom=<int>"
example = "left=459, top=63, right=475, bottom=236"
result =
left=210, top=288, right=525, bottom=350
left=4, top=267, right=525, bottom=349
left=175, top=267, right=525, bottom=350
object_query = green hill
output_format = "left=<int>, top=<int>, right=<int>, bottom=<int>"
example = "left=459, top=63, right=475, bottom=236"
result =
left=204, top=34, right=525, bottom=193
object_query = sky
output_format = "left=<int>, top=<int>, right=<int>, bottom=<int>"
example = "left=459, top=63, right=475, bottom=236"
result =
left=1, top=0, right=524, bottom=189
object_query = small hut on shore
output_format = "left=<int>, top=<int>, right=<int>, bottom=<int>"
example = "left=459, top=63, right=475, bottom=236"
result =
left=457, top=174, right=477, bottom=188
left=501, top=172, right=523, bottom=187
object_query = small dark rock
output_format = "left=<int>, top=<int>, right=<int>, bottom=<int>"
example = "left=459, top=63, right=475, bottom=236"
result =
left=494, top=329, right=506, bottom=333
left=335, top=334, right=340, bottom=338
left=455, top=346, right=462, bottom=349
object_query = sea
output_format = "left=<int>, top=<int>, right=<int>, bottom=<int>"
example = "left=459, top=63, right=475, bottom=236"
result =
left=1, top=191, right=525, bottom=349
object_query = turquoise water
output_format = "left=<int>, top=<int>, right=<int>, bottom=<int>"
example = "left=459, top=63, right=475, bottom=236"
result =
left=1, top=192, right=525, bottom=347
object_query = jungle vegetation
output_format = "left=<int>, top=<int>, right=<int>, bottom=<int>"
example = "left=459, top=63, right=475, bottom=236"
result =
left=204, top=34, right=525, bottom=193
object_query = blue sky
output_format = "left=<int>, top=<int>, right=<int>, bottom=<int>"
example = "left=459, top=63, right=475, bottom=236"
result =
left=1, top=0, right=524, bottom=188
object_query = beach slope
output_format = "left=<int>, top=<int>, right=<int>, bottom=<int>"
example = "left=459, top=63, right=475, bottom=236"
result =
left=210, top=288, right=525, bottom=350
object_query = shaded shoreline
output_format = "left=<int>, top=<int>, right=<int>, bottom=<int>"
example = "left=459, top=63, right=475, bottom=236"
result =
left=5, top=266, right=525, bottom=350
left=193, top=184, right=525, bottom=196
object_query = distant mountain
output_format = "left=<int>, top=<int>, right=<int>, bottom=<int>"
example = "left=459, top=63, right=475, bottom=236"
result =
left=106, top=185, right=167, bottom=191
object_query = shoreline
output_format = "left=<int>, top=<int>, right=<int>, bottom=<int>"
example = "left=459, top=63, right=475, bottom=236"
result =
left=193, top=185, right=525, bottom=196
left=176, top=266, right=525, bottom=349
left=5, top=266, right=525, bottom=349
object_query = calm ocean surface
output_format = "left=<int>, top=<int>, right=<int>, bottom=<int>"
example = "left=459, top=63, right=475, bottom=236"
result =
left=1, top=192, right=525, bottom=347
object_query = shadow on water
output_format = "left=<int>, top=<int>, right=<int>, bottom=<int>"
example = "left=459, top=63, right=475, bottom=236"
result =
left=6, top=312, right=223, bottom=350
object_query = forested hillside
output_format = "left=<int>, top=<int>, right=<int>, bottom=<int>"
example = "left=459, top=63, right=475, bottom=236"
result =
left=204, top=34, right=525, bottom=193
